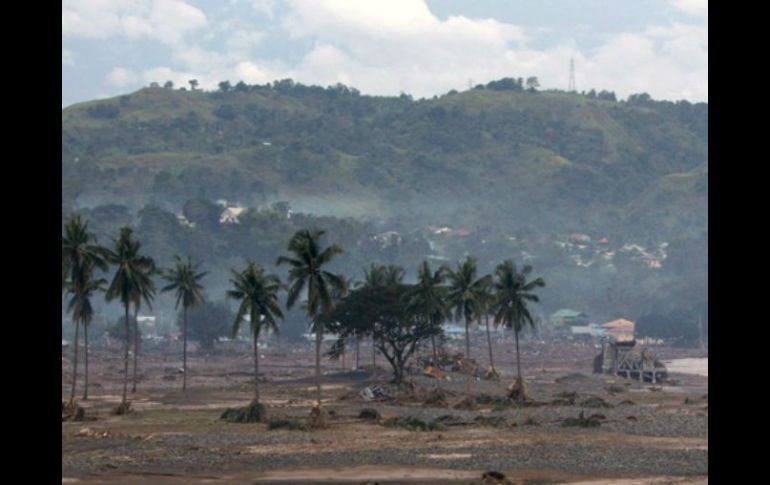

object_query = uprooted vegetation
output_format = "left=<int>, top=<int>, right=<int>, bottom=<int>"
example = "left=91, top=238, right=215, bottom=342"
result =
left=267, top=418, right=307, bottom=431
left=220, top=401, right=266, bottom=423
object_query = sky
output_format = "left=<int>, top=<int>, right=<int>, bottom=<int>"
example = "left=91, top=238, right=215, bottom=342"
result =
left=62, top=0, right=708, bottom=107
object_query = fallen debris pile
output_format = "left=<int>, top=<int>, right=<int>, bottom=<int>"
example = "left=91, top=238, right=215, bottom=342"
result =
left=450, top=353, right=481, bottom=375
left=452, top=396, right=478, bottom=411
left=359, top=385, right=394, bottom=402
left=422, top=366, right=446, bottom=380
left=423, top=388, right=450, bottom=408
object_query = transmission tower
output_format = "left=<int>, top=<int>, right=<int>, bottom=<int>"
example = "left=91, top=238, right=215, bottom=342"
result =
left=568, top=58, right=576, bottom=92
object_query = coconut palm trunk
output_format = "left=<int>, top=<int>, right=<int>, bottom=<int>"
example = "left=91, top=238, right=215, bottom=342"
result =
left=83, top=322, right=89, bottom=400
left=372, top=334, right=376, bottom=368
left=122, top=304, right=130, bottom=404
left=514, top=328, right=522, bottom=381
left=69, top=317, right=80, bottom=403
left=132, top=305, right=139, bottom=393
left=182, top=306, right=188, bottom=391
left=253, top=330, right=260, bottom=403
left=465, top=317, right=470, bottom=359
left=355, top=333, right=360, bottom=369
left=484, top=314, right=495, bottom=371
left=315, top=322, right=323, bottom=404
left=431, top=334, right=437, bottom=363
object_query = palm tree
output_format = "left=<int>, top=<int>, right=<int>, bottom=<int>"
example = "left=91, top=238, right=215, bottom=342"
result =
left=405, top=261, right=448, bottom=365
left=492, top=260, right=545, bottom=399
left=227, top=261, right=283, bottom=403
left=444, top=256, right=492, bottom=360
left=161, top=255, right=208, bottom=391
left=128, top=246, right=156, bottom=394
left=62, top=215, right=108, bottom=404
left=105, top=227, right=156, bottom=408
left=74, top=271, right=106, bottom=400
left=277, top=229, right=345, bottom=405
left=478, top=280, right=499, bottom=375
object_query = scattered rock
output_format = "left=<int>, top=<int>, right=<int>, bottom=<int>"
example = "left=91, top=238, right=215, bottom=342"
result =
left=626, top=415, right=638, bottom=421
left=523, top=417, right=540, bottom=426
left=618, top=400, right=636, bottom=406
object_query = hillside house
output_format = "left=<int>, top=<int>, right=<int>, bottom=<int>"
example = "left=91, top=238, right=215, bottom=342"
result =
left=550, top=309, right=589, bottom=326
left=601, top=318, right=635, bottom=342
left=219, top=204, right=246, bottom=224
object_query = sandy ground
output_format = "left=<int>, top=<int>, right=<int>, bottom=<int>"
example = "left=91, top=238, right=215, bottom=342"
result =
left=62, top=337, right=708, bottom=484
left=661, top=359, right=707, bottom=378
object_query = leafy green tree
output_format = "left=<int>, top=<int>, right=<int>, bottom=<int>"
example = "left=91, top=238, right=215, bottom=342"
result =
left=444, top=256, right=492, bottom=359
left=277, top=230, right=345, bottom=405
left=227, top=261, right=283, bottom=403
left=358, top=263, right=405, bottom=367
left=161, top=255, right=208, bottom=391
left=329, top=284, right=439, bottom=384
left=492, top=260, right=545, bottom=398
left=526, top=76, right=540, bottom=91
left=105, top=227, right=156, bottom=407
left=62, top=215, right=108, bottom=403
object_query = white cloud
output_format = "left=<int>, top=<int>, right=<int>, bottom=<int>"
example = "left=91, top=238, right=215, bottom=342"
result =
left=62, top=49, right=75, bottom=66
left=80, top=0, right=707, bottom=103
left=266, top=0, right=706, bottom=101
left=669, top=0, right=708, bottom=17
left=106, top=67, right=140, bottom=87
left=62, top=0, right=207, bottom=44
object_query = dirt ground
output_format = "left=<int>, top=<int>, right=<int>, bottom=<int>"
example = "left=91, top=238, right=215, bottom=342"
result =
left=62, top=337, right=708, bottom=484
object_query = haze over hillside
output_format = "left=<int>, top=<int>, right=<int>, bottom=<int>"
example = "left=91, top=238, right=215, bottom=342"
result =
left=62, top=79, right=707, bottom=340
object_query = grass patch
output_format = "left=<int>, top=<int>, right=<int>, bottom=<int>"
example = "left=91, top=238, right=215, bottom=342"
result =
left=267, top=419, right=307, bottom=431
left=383, top=416, right=446, bottom=432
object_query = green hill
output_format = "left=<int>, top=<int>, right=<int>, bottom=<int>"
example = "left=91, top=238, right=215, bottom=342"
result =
left=62, top=80, right=707, bottom=240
